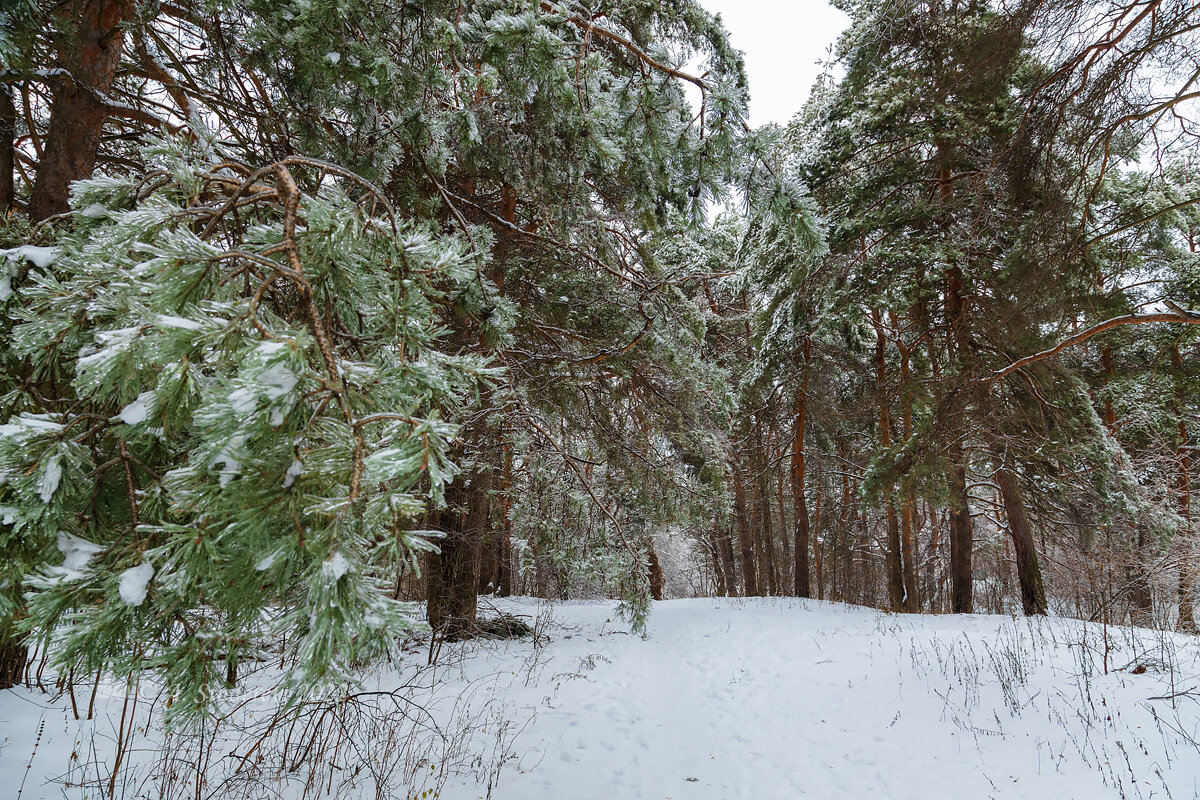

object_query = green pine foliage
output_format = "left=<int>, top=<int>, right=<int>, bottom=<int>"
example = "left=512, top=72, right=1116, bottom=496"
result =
left=1, top=133, right=501, bottom=721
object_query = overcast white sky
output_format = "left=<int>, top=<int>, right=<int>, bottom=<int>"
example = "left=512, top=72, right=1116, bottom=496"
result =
left=697, top=1, right=849, bottom=127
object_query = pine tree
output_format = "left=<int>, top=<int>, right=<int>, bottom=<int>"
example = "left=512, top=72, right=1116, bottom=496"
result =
left=1, top=132, right=499, bottom=715
left=3, top=0, right=751, bottom=652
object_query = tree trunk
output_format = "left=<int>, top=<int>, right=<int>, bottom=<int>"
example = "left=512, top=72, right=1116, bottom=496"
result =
left=944, top=259, right=975, bottom=615
left=926, top=507, right=942, bottom=612
left=709, top=530, right=728, bottom=596
left=776, top=469, right=791, bottom=588
left=647, top=545, right=665, bottom=601
left=495, top=415, right=515, bottom=600
left=938, top=141, right=975, bottom=615
left=948, top=463, right=974, bottom=613
left=1128, top=525, right=1154, bottom=625
left=891, top=311, right=919, bottom=612
left=754, top=423, right=779, bottom=596
left=733, top=471, right=758, bottom=596
left=943, top=263, right=974, bottom=614
left=0, top=634, right=26, bottom=690
left=1099, top=344, right=1118, bottom=431
left=0, top=85, right=13, bottom=212
left=1173, top=343, right=1195, bottom=632
left=718, top=524, right=738, bottom=596
left=900, top=500, right=918, bottom=612
left=478, top=529, right=499, bottom=595
left=497, top=523, right=513, bottom=597
left=884, top=505, right=905, bottom=611
left=791, top=339, right=812, bottom=598
left=834, top=434, right=853, bottom=603
left=752, top=488, right=772, bottom=595
left=812, top=467, right=824, bottom=601
left=427, top=479, right=489, bottom=638
left=872, top=311, right=905, bottom=611
left=30, top=0, right=135, bottom=220
left=990, top=448, right=1047, bottom=615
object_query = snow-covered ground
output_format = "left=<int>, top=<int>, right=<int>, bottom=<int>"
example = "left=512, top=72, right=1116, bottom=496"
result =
left=3, top=598, right=1199, bottom=799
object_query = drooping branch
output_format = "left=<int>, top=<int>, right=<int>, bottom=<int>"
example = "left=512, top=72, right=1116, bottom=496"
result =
left=567, top=311, right=654, bottom=366
left=520, top=407, right=645, bottom=573
left=1084, top=195, right=1200, bottom=247
left=538, top=1, right=711, bottom=91
left=988, top=302, right=1200, bottom=382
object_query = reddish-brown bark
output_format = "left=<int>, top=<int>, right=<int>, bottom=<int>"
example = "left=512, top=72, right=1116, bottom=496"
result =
left=30, top=0, right=136, bottom=220
left=791, top=338, right=813, bottom=598
left=0, top=86, right=13, bottom=212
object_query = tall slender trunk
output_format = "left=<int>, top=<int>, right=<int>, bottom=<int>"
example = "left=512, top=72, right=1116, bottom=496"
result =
left=753, top=468, right=776, bottom=595
left=812, top=466, right=824, bottom=600
left=939, top=141, right=974, bottom=614
left=989, top=441, right=1047, bottom=615
left=746, top=400, right=778, bottom=595
left=1174, top=343, right=1195, bottom=631
left=834, top=433, right=853, bottom=602
left=890, top=311, right=920, bottom=612
left=716, top=523, right=738, bottom=596
left=0, top=86, right=13, bottom=212
left=427, top=178, right=519, bottom=625
left=948, top=462, right=973, bottom=613
left=900, top=501, right=918, bottom=612
left=709, top=530, right=728, bottom=596
left=496, top=526, right=513, bottom=597
left=926, top=506, right=942, bottom=612
left=872, top=311, right=905, bottom=610
left=733, top=471, right=758, bottom=596
left=1129, top=525, right=1154, bottom=624
left=857, top=505, right=874, bottom=606
left=756, top=464, right=779, bottom=597
left=776, top=468, right=791, bottom=587
left=792, top=338, right=812, bottom=597
left=30, top=0, right=135, bottom=220
left=496, top=444, right=514, bottom=597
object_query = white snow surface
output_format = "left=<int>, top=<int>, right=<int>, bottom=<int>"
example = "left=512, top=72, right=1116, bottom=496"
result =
left=0, top=414, right=63, bottom=442
left=55, top=532, right=103, bottom=580
left=1, top=245, right=59, bottom=300
left=1, top=245, right=59, bottom=269
left=2, top=598, right=1199, bottom=799
left=440, top=600, right=1200, bottom=800
left=228, top=387, right=256, bottom=414
left=258, top=362, right=297, bottom=400
left=155, top=314, right=203, bottom=331
left=209, top=434, right=244, bottom=488
left=282, top=458, right=303, bottom=488
left=117, top=391, right=154, bottom=425
left=255, top=546, right=284, bottom=572
left=38, top=455, right=62, bottom=503
left=117, top=562, right=154, bottom=606
left=322, top=550, right=351, bottom=581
